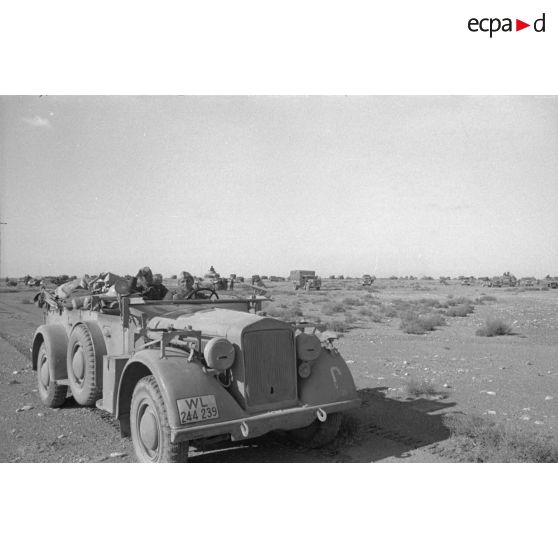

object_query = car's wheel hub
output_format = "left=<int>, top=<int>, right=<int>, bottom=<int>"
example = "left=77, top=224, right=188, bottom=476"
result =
left=139, top=407, right=159, bottom=452
left=72, top=347, right=85, bottom=382
left=39, top=358, right=49, bottom=388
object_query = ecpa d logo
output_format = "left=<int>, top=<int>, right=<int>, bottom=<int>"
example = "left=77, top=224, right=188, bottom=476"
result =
left=468, top=13, right=546, bottom=37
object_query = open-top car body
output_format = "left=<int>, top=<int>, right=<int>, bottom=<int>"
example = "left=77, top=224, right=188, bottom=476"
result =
left=32, top=283, right=360, bottom=462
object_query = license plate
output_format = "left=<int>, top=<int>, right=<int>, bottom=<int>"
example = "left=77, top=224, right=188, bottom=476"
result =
left=176, top=395, right=219, bottom=425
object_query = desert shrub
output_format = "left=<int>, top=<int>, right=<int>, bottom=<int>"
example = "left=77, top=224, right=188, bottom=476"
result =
left=412, top=283, right=432, bottom=291
left=321, top=301, right=346, bottom=315
left=341, top=296, right=365, bottom=307
left=404, top=378, right=445, bottom=397
left=446, top=296, right=473, bottom=307
left=266, top=302, right=303, bottom=322
left=445, top=303, right=474, bottom=317
left=344, top=312, right=356, bottom=324
left=416, top=298, right=443, bottom=308
left=380, top=303, right=398, bottom=318
left=400, top=311, right=446, bottom=334
left=357, top=307, right=382, bottom=322
left=475, top=295, right=497, bottom=304
left=322, top=319, right=350, bottom=333
left=443, top=414, right=558, bottom=463
left=476, top=318, right=513, bottom=337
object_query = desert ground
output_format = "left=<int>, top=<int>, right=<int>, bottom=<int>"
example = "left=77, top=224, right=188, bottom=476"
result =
left=1, top=278, right=557, bottom=463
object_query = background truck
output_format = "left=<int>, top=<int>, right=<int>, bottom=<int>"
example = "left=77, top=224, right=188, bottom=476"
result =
left=289, top=270, right=322, bottom=291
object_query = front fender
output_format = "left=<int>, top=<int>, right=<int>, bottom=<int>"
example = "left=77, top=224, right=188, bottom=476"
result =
left=117, top=348, right=247, bottom=430
left=298, top=348, right=359, bottom=406
left=32, top=325, right=68, bottom=380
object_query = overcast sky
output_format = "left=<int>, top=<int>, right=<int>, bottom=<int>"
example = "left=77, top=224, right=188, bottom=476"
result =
left=0, top=96, right=556, bottom=279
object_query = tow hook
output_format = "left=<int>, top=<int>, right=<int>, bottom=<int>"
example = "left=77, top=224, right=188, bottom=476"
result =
left=317, top=408, right=327, bottom=422
left=240, top=421, right=250, bottom=438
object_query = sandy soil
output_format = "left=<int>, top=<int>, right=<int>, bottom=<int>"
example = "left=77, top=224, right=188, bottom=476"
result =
left=1, top=280, right=556, bottom=462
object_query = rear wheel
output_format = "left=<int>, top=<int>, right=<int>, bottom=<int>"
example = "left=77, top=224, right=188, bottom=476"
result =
left=66, top=324, right=101, bottom=406
left=288, top=413, right=343, bottom=448
left=130, top=376, right=189, bottom=463
left=37, top=343, right=67, bottom=407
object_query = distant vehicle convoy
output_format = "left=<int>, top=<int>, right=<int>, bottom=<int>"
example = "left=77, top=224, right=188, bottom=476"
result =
left=10, top=270, right=558, bottom=294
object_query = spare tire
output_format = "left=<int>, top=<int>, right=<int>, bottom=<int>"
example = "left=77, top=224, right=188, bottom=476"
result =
left=66, top=324, right=102, bottom=406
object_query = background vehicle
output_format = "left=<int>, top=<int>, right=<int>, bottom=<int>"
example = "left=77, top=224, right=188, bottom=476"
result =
left=362, top=274, right=375, bottom=286
left=289, top=270, right=322, bottom=291
left=32, top=281, right=359, bottom=462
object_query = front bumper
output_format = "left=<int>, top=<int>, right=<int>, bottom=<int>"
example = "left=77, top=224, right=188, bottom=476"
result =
left=170, top=398, right=361, bottom=443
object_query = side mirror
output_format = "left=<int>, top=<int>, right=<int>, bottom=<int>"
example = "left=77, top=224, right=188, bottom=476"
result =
left=114, top=278, right=131, bottom=296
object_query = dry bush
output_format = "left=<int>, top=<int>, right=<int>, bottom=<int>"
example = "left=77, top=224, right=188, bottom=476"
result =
left=357, top=307, right=383, bottom=322
left=400, top=311, right=446, bottom=334
left=304, top=315, right=322, bottom=324
left=443, top=414, right=558, bottom=463
left=475, top=295, right=497, bottom=304
left=476, top=318, right=513, bottom=337
left=321, top=301, right=346, bottom=315
left=445, top=303, right=474, bottom=317
left=265, top=302, right=303, bottom=322
left=344, top=312, right=356, bottom=324
left=321, top=319, right=350, bottom=333
left=0, top=287, right=23, bottom=293
left=379, top=303, right=398, bottom=318
left=341, top=296, right=365, bottom=307
left=416, top=298, right=444, bottom=308
left=446, top=296, right=473, bottom=307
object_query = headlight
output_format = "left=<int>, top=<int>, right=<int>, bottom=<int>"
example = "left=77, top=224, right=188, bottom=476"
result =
left=204, top=337, right=235, bottom=370
left=296, top=332, right=322, bottom=362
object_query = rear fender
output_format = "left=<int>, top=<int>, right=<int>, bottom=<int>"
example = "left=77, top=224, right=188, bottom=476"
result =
left=116, top=349, right=247, bottom=431
left=298, top=348, right=359, bottom=406
left=32, top=325, right=69, bottom=381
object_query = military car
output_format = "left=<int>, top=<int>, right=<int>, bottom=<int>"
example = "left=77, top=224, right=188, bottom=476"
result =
left=32, top=281, right=359, bottom=462
left=361, top=274, right=375, bottom=287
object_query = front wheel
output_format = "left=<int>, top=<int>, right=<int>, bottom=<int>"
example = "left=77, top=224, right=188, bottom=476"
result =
left=130, top=376, right=189, bottom=463
left=287, top=413, right=343, bottom=448
left=37, top=343, right=67, bottom=407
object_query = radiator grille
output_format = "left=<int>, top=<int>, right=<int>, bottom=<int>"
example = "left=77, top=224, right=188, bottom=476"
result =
left=242, top=329, right=297, bottom=409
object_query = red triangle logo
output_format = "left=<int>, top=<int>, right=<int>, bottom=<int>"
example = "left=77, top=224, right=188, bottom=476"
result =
left=516, top=19, right=530, bottom=31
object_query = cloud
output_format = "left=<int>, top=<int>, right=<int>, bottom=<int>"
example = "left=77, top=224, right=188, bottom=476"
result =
left=23, top=115, right=51, bottom=128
